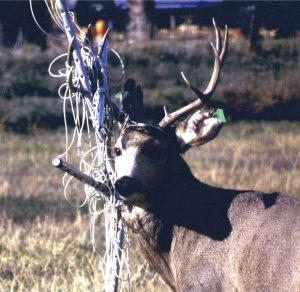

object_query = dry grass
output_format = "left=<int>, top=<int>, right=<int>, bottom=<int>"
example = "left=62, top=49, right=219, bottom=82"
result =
left=185, top=121, right=300, bottom=197
left=0, top=121, right=300, bottom=291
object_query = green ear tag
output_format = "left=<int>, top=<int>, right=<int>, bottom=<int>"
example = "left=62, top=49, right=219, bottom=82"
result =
left=213, top=108, right=226, bottom=123
left=115, top=92, right=123, bottom=101
left=115, top=91, right=129, bottom=101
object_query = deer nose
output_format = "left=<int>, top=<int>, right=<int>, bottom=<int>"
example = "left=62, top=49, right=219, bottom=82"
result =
left=115, top=176, right=140, bottom=198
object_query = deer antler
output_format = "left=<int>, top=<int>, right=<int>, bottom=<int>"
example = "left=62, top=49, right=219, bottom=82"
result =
left=159, top=19, right=228, bottom=128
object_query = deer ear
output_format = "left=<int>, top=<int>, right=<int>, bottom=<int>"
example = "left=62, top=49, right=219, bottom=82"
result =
left=175, top=106, right=224, bottom=153
left=122, top=78, right=144, bottom=122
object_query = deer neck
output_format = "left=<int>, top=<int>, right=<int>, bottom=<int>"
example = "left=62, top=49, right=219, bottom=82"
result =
left=123, top=152, right=236, bottom=238
left=122, top=154, right=236, bottom=289
left=121, top=154, right=196, bottom=289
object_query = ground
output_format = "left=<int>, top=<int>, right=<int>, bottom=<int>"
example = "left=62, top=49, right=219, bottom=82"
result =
left=0, top=121, right=299, bottom=291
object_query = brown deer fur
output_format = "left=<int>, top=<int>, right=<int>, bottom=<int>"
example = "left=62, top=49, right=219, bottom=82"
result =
left=114, top=20, right=300, bottom=291
left=115, top=127, right=300, bottom=292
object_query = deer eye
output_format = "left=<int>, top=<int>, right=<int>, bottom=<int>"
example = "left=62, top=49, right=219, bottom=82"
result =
left=114, top=147, right=122, bottom=157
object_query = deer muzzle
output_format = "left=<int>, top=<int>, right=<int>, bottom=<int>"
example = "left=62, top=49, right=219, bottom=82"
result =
left=115, top=176, right=142, bottom=200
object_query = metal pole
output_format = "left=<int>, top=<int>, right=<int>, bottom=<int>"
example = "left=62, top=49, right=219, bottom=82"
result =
left=53, top=2, right=125, bottom=291
left=56, top=0, right=95, bottom=118
left=52, top=157, right=110, bottom=196
left=107, top=214, right=125, bottom=292
left=97, top=28, right=126, bottom=292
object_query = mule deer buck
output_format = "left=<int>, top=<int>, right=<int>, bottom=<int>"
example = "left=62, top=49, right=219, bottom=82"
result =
left=113, top=21, right=300, bottom=291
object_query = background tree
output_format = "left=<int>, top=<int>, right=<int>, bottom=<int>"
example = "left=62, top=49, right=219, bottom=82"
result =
left=126, top=0, right=154, bottom=42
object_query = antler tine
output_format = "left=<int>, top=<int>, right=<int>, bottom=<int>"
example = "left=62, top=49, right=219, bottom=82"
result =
left=213, top=18, right=228, bottom=66
left=186, top=20, right=223, bottom=98
left=181, top=71, right=205, bottom=99
left=180, top=40, right=220, bottom=100
left=213, top=18, right=221, bottom=54
left=159, top=20, right=227, bottom=128
left=203, top=41, right=220, bottom=96
left=220, top=25, right=228, bottom=66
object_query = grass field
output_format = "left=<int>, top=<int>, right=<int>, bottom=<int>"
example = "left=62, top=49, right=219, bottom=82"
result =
left=0, top=121, right=299, bottom=291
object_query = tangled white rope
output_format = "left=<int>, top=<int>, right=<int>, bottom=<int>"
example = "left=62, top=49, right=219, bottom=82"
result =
left=31, top=0, right=131, bottom=290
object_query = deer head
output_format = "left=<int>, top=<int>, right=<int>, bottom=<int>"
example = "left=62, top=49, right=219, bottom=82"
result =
left=114, top=20, right=228, bottom=207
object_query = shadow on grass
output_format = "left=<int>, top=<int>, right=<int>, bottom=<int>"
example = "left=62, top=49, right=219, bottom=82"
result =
left=0, top=196, right=88, bottom=224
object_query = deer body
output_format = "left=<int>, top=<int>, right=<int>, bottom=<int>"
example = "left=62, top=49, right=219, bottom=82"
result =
left=118, top=141, right=300, bottom=292
left=113, top=21, right=300, bottom=291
